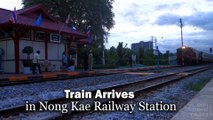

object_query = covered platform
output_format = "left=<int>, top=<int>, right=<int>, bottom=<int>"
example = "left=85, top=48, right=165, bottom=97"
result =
left=0, top=4, right=88, bottom=74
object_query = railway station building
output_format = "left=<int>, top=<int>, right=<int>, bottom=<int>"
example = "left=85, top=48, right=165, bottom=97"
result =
left=0, top=4, right=88, bottom=73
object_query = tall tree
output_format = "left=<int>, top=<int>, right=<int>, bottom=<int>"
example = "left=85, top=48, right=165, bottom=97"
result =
left=116, top=42, right=132, bottom=66
left=106, top=46, right=118, bottom=67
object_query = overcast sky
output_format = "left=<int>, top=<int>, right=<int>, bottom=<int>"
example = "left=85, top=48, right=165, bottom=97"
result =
left=1, top=0, right=213, bottom=53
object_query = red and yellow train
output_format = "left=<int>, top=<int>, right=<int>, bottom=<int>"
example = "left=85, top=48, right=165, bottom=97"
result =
left=177, top=46, right=213, bottom=65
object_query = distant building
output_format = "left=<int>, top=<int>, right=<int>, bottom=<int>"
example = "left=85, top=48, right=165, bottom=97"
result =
left=131, top=41, right=153, bottom=53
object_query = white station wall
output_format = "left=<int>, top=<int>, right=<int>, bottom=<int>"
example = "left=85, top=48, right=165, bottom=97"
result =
left=48, top=43, right=65, bottom=71
left=0, top=39, right=15, bottom=73
left=0, top=38, right=77, bottom=73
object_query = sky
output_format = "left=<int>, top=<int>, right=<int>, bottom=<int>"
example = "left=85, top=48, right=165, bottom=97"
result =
left=1, top=0, right=213, bottom=53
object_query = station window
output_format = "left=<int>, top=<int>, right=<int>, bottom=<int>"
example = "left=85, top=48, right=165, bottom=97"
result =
left=36, top=31, right=45, bottom=41
left=0, top=30, right=9, bottom=39
left=22, top=30, right=30, bottom=39
left=0, top=31, right=4, bottom=39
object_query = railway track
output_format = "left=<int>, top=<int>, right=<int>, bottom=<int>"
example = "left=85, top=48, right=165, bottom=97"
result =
left=0, top=65, right=212, bottom=120
left=0, top=65, right=177, bottom=87
left=59, top=65, right=213, bottom=119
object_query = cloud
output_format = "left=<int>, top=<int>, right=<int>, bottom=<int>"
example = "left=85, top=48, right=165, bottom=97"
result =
left=155, top=13, right=181, bottom=26
left=185, top=12, right=213, bottom=30
left=155, top=3, right=183, bottom=11
left=156, top=11, right=213, bottom=31
left=111, top=0, right=213, bottom=53
left=158, top=35, right=213, bottom=53
left=1, top=0, right=212, bottom=54
left=158, top=39, right=181, bottom=53
left=118, top=3, right=150, bottom=26
left=179, top=31, right=213, bottom=53
left=0, top=0, right=23, bottom=10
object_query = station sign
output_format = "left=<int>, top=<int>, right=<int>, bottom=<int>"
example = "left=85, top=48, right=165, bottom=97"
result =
left=50, top=34, right=61, bottom=43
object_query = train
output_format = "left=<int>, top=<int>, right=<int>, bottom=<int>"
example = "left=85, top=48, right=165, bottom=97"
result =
left=176, top=46, right=213, bottom=65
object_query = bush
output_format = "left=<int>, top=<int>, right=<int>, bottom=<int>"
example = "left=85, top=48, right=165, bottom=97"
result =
left=22, top=46, right=33, bottom=59
left=142, top=60, right=156, bottom=66
left=160, top=59, right=169, bottom=65
left=22, top=46, right=33, bottom=67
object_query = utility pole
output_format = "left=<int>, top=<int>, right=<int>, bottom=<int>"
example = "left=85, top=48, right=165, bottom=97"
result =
left=180, top=18, right=183, bottom=47
left=151, top=36, right=160, bottom=71
left=180, top=18, right=184, bottom=66
left=155, top=37, right=159, bottom=71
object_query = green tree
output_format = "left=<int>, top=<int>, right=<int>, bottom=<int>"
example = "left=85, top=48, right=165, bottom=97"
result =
left=106, top=46, right=118, bottom=67
left=78, top=46, right=88, bottom=67
left=143, top=49, right=155, bottom=65
left=78, top=45, right=103, bottom=67
left=91, top=47, right=102, bottom=64
left=138, top=48, right=156, bottom=65
left=116, top=42, right=124, bottom=65
left=138, top=47, right=144, bottom=64
left=116, top=42, right=132, bottom=66
left=160, top=50, right=169, bottom=65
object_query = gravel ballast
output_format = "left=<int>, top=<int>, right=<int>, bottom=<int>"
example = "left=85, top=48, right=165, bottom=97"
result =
left=70, top=69, right=213, bottom=120
left=0, top=74, right=140, bottom=110
left=0, top=66, right=197, bottom=110
left=0, top=67, right=212, bottom=120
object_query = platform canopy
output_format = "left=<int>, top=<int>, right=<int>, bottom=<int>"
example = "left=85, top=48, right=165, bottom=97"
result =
left=0, top=4, right=89, bottom=73
left=0, top=4, right=87, bottom=40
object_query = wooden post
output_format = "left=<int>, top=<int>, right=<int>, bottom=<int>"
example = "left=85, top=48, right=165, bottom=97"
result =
left=14, top=37, right=20, bottom=73
left=45, top=35, right=48, bottom=72
left=67, top=41, right=71, bottom=66
left=7, top=27, right=22, bottom=73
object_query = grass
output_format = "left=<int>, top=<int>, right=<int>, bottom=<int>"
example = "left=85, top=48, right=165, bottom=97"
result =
left=186, top=77, right=211, bottom=91
left=167, top=95, right=179, bottom=101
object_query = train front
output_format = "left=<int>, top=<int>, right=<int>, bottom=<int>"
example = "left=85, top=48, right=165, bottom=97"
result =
left=176, top=46, right=197, bottom=66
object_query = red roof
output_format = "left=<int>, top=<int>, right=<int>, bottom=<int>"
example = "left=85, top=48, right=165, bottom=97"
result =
left=0, top=4, right=87, bottom=39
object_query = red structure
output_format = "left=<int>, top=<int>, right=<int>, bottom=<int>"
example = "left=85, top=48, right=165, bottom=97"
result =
left=0, top=4, right=88, bottom=73
left=176, top=46, right=213, bottom=65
